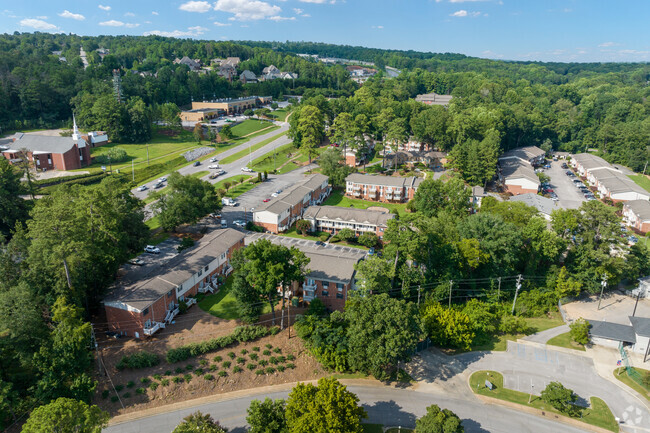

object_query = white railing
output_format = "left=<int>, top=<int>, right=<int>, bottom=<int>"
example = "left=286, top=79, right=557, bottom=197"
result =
left=186, top=297, right=197, bottom=307
left=143, top=321, right=165, bottom=336
left=303, top=289, right=315, bottom=302
left=224, top=265, right=233, bottom=275
left=165, top=306, right=179, bottom=324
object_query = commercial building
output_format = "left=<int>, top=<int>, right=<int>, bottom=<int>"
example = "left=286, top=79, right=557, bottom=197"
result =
left=589, top=316, right=650, bottom=359
left=414, top=93, right=453, bottom=106
left=623, top=200, right=650, bottom=233
left=180, top=96, right=272, bottom=122
left=245, top=233, right=367, bottom=312
left=103, top=229, right=245, bottom=338
left=345, top=173, right=422, bottom=203
left=253, top=174, right=330, bottom=233
left=497, top=146, right=545, bottom=196
left=302, top=205, right=395, bottom=238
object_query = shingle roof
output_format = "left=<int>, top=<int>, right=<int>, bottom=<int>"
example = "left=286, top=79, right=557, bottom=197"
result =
left=414, top=93, right=453, bottom=105
left=254, top=174, right=328, bottom=215
left=303, top=205, right=394, bottom=227
left=499, top=146, right=546, bottom=162
left=625, top=200, right=650, bottom=221
left=629, top=316, right=650, bottom=338
left=345, top=173, right=422, bottom=188
left=4, top=133, right=80, bottom=154
left=499, top=159, right=540, bottom=184
left=510, top=193, right=557, bottom=216
left=589, top=320, right=636, bottom=343
left=240, top=70, right=257, bottom=80
left=594, top=171, right=649, bottom=196
left=104, top=229, right=245, bottom=311
left=571, top=153, right=611, bottom=171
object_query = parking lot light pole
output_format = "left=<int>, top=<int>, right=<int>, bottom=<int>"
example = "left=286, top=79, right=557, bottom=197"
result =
left=598, top=273, right=608, bottom=310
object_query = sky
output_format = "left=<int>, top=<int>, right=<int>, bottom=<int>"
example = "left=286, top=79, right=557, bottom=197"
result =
left=3, top=0, right=650, bottom=63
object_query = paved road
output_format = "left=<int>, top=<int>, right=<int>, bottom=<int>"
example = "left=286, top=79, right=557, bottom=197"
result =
left=546, top=159, right=586, bottom=209
left=104, top=384, right=590, bottom=433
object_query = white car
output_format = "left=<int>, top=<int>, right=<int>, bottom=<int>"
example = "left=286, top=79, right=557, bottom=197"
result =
left=210, top=157, right=218, bottom=163
left=233, top=220, right=246, bottom=227
left=158, top=177, right=167, bottom=182
left=144, top=245, right=160, bottom=254
left=271, top=192, right=278, bottom=198
left=241, top=167, right=254, bottom=172
left=208, top=164, right=220, bottom=169
left=137, top=185, right=148, bottom=192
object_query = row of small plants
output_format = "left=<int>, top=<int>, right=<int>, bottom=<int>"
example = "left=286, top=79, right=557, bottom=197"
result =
left=104, top=343, right=296, bottom=404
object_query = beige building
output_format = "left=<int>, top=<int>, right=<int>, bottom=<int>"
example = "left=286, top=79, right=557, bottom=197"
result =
left=180, top=96, right=272, bottom=122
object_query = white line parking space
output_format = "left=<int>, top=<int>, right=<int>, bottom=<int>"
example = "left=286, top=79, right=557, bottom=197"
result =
left=546, top=159, right=586, bottom=209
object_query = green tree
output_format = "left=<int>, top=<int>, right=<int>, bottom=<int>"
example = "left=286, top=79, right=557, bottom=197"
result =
left=385, top=117, right=409, bottom=160
left=230, top=249, right=264, bottom=323
left=412, top=176, right=471, bottom=218
left=357, top=232, right=379, bottom=249
left=337, top=228, right=356, bottom=242
left=422, top=301, right=475, bottom=350
left=173, top=411, right=227, bottom=433
left=540, top=382, right=579, bottom=416
left=297, top=105, right=325, bottom=164
left=415, top=404, right=464, bottom=433
left=220, top=124, right=234, bottom=140
left=554, top=266, right=582, bottom=301
left=329, top=112, right=356, bottom=156
left=246, top=398, right=287, bottom=433
left=354, top=256, right=394, bottom=295
left=569, top=318, right=590, bottom=346
left=346, top=294, right=420, bottom=379
left=0, top=157, right=30, bottom=238
left=318, top=148, right=350, bottom=187
left=285, top=378, right=367, bottom=433
left=22, top=398, right=108, bottom=433
left=193, top=123, right=204, bottom=143
left=126, top=97, right=152, bottom=143
left=295, top=219, right=311, bottom=236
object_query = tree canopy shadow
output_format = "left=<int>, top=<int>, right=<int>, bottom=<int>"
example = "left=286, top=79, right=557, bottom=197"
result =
left=362, top=400, right=417, bottom=428
left=461, top=418, right=491, bottom=433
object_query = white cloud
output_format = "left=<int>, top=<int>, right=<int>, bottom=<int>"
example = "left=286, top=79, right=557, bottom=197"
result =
left=20, top=18, right=58, bottom=30
left=371, top=25, right=383, bottom=29
left=99, top=19, right=139, bottom=27
left=179, top=1, right=212, bottom=13
left=598, top=42, right=618, bottom=47
left=125, top=23, right=140, bottom=28
left=214, top=21, right=231, bottom=26
left=98, top=5, right=111, bottom=11
left=125, top=12, right=135, bottom=17
left=298, top=0, right=337, bottom=3
left=58, top=10, right=85, bottom=20
left=450, top=10, right=467, bottom=17
left=269, top=16, right=295, bottom=21
left=215, top=0, right=281, bottom=21
left=143, top=26, right=207, bottom=38
left=293, top=8, right=303, bottom=14
left=152, top=11, right=159, bottom=15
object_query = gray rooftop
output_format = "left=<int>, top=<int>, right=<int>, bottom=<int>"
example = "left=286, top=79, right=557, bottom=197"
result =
left=629, top=316, right=650, bottom=338
left=240, top=70, right=257, bottom=80
left=591, top=170, right=649, bottom=196
left=303, top=205, right=394, bottom=227
left=499, top=146, right=546, bottom=162
left=414, top=93, right=453, bottom=105
left=571, top=153, right=611, bottom=171
left=625, top=200, right=650, bottom=221
left=3, top=133, right=80, bottom=154
left=589, top=320, right=636, bottom=343
left=245, top=233, right=366, bottom=284
left=105, top=229, right=245, bottom=311
left=346, top=173, right=423, bottom=188
left=499, top=159, right=540, bottom=184
left=510, top=193, right=557, bottom=216
left=255, top=174, right=328, bottom=214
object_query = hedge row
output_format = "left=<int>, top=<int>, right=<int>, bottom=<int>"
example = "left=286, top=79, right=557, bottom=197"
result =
left=32, top=171, right=108, bottom=187
left=116, top=351, right=160, bottom=370
left=166, top=325, right=280, bottom=363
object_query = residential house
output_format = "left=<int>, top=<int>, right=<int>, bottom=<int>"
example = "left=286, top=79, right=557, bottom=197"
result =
left=623, top=200, right=650, bottom=233
left=240, top=70, right=258, bottom=84
left=245, top=233, right=367, bottom=312
left=280, top=72, right=298, bottom=80
left=345, top=173, right=423, bottom=203
left=174, top=56, right=201, bottom=71
left=471, top=186, right=487, bottom=209
left=262, top=65, right=281, bottom=76
left=253, top=174, right=331, bottom=233
left=222, top=57, right=241, bottom=68
left=302, top=206, right=395, bottom=238
left=510, top=193, right=558, bottom=221
left=103, top=229, right=245, bottom=338
left=499, top=146, right=546, bottom=166
left=414, top=93, right=453, bottom=107
left=96, top=47, right=109, bottom=59
left=217, top=65, right=237, bottom=81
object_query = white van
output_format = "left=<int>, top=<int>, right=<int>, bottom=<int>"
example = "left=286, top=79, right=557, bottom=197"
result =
left=221, top=220, right=227, bottom=228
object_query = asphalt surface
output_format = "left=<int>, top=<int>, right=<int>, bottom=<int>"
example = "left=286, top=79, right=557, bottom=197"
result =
left=546, top=159, right=586, bottom=209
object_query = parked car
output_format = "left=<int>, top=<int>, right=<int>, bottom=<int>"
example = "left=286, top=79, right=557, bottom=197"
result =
left=158, top=176, right=167, bottom=182
left=127, top=258, right=145, bottom=266
left=629, top=236, right=639, bottom=244
left=566, top=171, right=575, bottom=176
left=275, top=189, right=282, bottom=194
left=271, top=192, right=278, bottom=198
left=137, top=185, right=148, bottom=192
left=315, top=241, right=325, bottom=246
left=105, top=331, right=122, bottom=339
left=263, top=198, right=271, bottom=202
left=241, top=166, right=254, bottom=172
left=208, top=164, right=220, bottom=169
left=561, top=163, right=568, bottom=169
left=144, top=245, right=160, bottom=254
left=551, top=195, right=559, bottom=202
left=233, top=219, right=246, bottom=227
left=193, top=161, right=201, bottom=167
left=209, top=173, right=220, bottom=179
left=154, top=182, right=164, bottom=189
left=209, top=213, right=222, bottom=219
left=545, top=188, right=554, bottom=193
left=210, top=157, right=218, bottom=163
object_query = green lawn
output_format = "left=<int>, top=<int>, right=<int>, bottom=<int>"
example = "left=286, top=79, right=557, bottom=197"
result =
left=269, top=108, right=289, bottom=122
left=251, top=142, right=298, bottom=173
left=361, top=424, right=383, bottom=433
left=220, top=130, right=287, bottom=165
left=323, top=190, right=408, bottom=217
left=547, top=332, right=586, bottom=351
left=214, top=175, right=259, bottom=198
left=629, top=174, right=650, bottom=193
left=279, top=227, right=330, bottom=242
left=197, top=277, right=271, bottom=319
left=230, top=119, right=275, bottom=137
left=145, top=215, right=161, bottom=231
left=470, top=371, right=619, bottom=432
left=614, top=367, right=650, bottom=401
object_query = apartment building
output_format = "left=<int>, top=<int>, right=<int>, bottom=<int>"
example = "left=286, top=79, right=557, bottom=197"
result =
left=103, top=229, right=245, bottom=338
left=302, top=205, right=395, bottom=238
left=497, top=146, right=545, bottom=195
left=345, top=173, right=422, bottom=203
left=570, top=154, right=650, bottom=202
left=253, top=174, right=330, bottom=233
left=623, top=200, right=650, bottom=233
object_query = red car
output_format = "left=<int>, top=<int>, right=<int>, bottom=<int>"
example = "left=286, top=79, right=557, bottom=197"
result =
left=545, top=188, right=554, bottom=193
left=330, top=143, right=339, bottom=147
left=263, top=198, right=271, bottom=202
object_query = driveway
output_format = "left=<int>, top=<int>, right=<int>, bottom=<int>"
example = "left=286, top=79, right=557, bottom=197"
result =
left=545, top=160, right=586, bottom=210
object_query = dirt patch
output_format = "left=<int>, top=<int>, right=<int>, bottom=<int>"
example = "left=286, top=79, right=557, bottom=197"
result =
left=95, top=308, right=324, bottom=416
left=157, top=129, right=180, bottom=137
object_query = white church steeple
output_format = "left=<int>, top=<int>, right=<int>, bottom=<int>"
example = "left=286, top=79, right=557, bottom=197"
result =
left=72, top=114, right=80, bottom=141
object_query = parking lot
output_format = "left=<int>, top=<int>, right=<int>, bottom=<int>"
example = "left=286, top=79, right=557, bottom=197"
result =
left=545, top=159, right=586, bottom=209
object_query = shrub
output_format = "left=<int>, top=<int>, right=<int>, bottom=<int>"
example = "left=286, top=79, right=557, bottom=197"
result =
left=123, top=392, right=131, bottom=399
left=263, top=350, right=271, bottom=356
left=164, top=370, right=172, bottom=376
left=214, top=356, right=223, bottom=363
left=233, top=366, right=243, bottom=373
left=140, top=377, right=150, bottom=385
left=265, top=367, right=276, bottom=374
left=273, top=347, right=281, bottom=354
left=236, top=357, right=246, bottom=364
left=287, top=363, right=296, bottom=369
left=199, top=359, right=208, bottom=366
left=95, top=147, right=129, bottom=165
left=172, top=377, right=182, bottom=384
left=569, top=318, right=590, bottom=345
left=186, top=364, right=194, bottom=371
left=259, top=360, right=268, bottom=367
left=277, top=365, right=286, bottom=372
left=101, top=390, right=110, bottom=399
left=115, top=384, right=124, bottom=392
left=358, top=232, right=380, bottom=249
left=126, top=381, right=135, bottom=388
left=116, top=351, right=160, bottom=370
left=110, top=396, right=119, bottom=403
left=136, top=387, right=146, bottom=395
left=252, top=346, right=260, bottom=352
left=269, top=356, right=278, bottom=365
left=287, top=354, right=295, bottom=361
left=255, top=369, right=265, bottom=375
left=204, top=374, right=214, bottom=381
left=149, top=382, right=159, bottom=391
left=175, top=367, right=183, bottom=374
left=247, top=363, right=257, bottom=370
left=250, top=353, right=259, bottom=361
left=241, top=349, right=249, bottom=355
left=184, top=374, right=192, bottom=383
left=160, top=379, right=170, bottom=386
left=265, top=344, right=272, bottom=349
left=277, top=356, right=286, bottom=363
left=227, top=351, right=236, bottom=359
left=209, top=365, right=217, bottom=372
left=499, top=314, right=531, bottom=335
left=222, top=361, right=231, bottom=369
left=218, top=371, right=227, bottom=377
left=153, top=374, right=162, bottom=380
left=541, top=382, right=580, bottom=416
left=195, top=368, right=204, bottom=375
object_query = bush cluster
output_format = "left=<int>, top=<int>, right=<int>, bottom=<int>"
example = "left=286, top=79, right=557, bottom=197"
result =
left=116, top=351, right=160, bottom=370
left=166, top=325, right=279, bottom=363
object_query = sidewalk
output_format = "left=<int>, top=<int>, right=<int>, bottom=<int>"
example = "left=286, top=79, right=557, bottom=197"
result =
left=522, top=324, right=569, bottom=343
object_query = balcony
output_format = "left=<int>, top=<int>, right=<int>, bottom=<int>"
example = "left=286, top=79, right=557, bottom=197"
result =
left=143, top=321, right=165, bottom=336
left=303, top=289, right=315, bottom=302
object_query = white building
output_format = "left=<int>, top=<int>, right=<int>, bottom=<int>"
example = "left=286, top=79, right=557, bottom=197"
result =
left=302, top=205, right=395, bottom=238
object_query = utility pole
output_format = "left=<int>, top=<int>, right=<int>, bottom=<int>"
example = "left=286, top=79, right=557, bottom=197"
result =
left=132, top=159, right=135, bottom=182
left=417, top=285, right=421, bottom=307
left=511, top=274, right=523, bottom=314
left=448, top=280, right=453, bottom=308
left=528, top=380, right=534, bottom=404
left=632, top=287, right=645, bottom=317
left=643, top=160, right=648, bottom=176
left=598, top=273, right=608, bottom=310
left=497, top=277, right=501, bottom=301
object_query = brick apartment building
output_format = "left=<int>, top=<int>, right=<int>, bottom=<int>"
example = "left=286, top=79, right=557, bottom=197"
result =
left=302, top=205, right=395, bottom=238
left=245, top=233, right=367, bottom=312
left=497, top=146, right=545, bottom=195
left=253, top=174, right=330, bottom=233
left=623, top=200, right=650, bottom=234
left=345, top=173, right=422, bottom=203
left=103, top=229, right=245, bottom=338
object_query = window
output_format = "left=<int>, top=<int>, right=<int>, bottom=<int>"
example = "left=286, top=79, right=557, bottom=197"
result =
left=322, top=282, right=329, bottom=290
left=321, top=290, right=329, bottom=297
left=307, top=278, right=315, bottom=286
left=48, top=154, right=52, bottom=164
left=198, top=269, right=203, bottom=277
left=204, top=265, right=209, bottom=272
left=337, top=283, right=344, bottom=291
left=142, top=308, right=149, bottom=316
left=336, top=293, right=344, bottom=299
